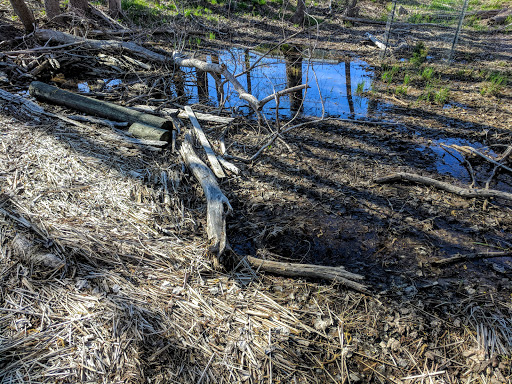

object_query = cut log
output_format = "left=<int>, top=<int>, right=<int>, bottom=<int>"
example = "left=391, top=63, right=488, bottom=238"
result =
left=246, top=256, right=368, bottom=293
left=29, top=81, right=173, bottom=132
left=128, top=122, right=170, bottom=142
left=185, top=106, right=226, bottom=179
left=179, top=132, right=232, bottom=267
left=375, top=172, right=512, bottom=202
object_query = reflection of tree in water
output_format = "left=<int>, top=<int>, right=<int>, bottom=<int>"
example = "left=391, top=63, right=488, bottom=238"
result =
left=196, top=68, right=208, bottom=104
left=345, top=60, right=355, bottom=116
left=283, top=47, right=303, bottom=113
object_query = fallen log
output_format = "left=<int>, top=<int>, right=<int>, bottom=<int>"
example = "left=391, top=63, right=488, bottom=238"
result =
left=179, top=132, right=232, bottom=268
left=35, top=29, right=169, bottom=63
left=246, top=256, right=368, bottom=293
left=128, top=122, right=170, bottom=142
left=29, top=81, right=173, bottom=133
left=375, top=172, right=512, bottom=202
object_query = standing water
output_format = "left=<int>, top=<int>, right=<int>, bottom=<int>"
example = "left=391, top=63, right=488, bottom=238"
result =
left=178, top=48, right=380, bottom=119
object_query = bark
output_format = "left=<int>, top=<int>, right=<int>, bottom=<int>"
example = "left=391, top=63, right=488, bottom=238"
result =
left=29, top=81, right=173, bottom=131
left=8, top=0, right=36, bottom=32
left=179, top=132, right=232, bottom=268
left=69, top=0, right=89, bottom=13
left=128, top=122, right=170, bottom=142
left=185, top=106, right=226, bottom=179
left=375, top=172, right=512, bottom=202
left=108, top=0, right=122, bottom=18
left=291, top=0, right=305, bottom=25
left=246, top=256, right=368, bottom=293
left=44, top=0, right=61, bottom=20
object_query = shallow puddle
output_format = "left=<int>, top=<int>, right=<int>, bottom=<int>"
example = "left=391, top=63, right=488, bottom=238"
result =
left=416, top=137, right=497, bottom=181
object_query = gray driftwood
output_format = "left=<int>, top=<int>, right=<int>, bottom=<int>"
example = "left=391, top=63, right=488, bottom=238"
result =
left=179, top=132, right=232, bottom=268
left=246, top=256, right=368, bottom=293
left=185, top=106, right=226, bottom=179
left=29, top=81, right=173, bottom=132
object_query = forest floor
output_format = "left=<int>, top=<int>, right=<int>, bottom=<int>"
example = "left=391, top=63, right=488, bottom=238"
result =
left=1, top=0, right=512, bottom=383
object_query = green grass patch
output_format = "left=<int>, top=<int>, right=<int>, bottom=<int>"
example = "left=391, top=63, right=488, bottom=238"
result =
left=480, top=72, right=508, bottom=96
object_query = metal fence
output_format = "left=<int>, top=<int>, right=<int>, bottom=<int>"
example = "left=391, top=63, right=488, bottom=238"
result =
left=379, top=0, right=472, bottom=62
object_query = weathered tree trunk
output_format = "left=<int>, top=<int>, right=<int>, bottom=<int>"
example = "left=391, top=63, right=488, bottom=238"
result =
left=179, top=132, right=232, bottom=268
left=29, top=81, right=173, bottom=131
left=69, top=0, right=89, bottom=13
left=44, top=0, right=61, bottom=20
left=108, top=0, right=122, bottom=17
left=291, top=0, right=305, bottom=25
left=8, top=0, right=36, bottom=32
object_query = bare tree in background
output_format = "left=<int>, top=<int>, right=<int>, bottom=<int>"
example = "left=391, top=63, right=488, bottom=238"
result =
left=108, top=0, right=122, bottom=18
left=44, top=0, right=61, bottom=20
left=291, top=0, right=305, bottom=25
left=8, top=0, right=36, bottom=32
left=69, top=0, right=90, bottom=14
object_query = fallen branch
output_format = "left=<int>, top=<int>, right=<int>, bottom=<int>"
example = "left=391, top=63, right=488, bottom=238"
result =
left=35, top=29, right=169, bottom=63
left=179, top=132, right=232, bottom=268
left=185, top=106, right=226, bottom=178
left=375, top=172, right=512, bottom=202
left=431, top=251, right=512, bottom=266
left=246, top=256, right=368, bottom=293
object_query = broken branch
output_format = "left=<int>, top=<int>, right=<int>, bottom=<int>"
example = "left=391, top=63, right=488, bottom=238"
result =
left=375, top=172, right=512, bottom=202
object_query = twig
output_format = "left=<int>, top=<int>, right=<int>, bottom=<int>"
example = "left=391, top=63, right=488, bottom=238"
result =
left=402, top=370, right=445, bottom=380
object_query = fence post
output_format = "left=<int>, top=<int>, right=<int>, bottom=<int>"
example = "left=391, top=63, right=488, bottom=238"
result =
left=448, top=0, right=469, bottom=61
left=380, top=0, right=397, bottom=61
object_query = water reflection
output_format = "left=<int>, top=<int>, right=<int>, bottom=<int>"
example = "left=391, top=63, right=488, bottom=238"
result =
left=283, top=46, right=303, bottom=113
left=175, top=48, right=377, bottom=119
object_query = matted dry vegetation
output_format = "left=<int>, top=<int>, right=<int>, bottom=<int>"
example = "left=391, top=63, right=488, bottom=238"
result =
left=1, top=0, right=512, bottom=381
left=1, top=107, right=511, bottom=383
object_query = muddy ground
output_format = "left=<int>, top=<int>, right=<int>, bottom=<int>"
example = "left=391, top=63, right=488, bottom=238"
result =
left=1, top=2, right=512, bottom=383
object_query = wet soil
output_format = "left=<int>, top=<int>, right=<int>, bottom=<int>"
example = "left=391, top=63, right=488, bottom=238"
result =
left=1, top=4, right=512, bottom=380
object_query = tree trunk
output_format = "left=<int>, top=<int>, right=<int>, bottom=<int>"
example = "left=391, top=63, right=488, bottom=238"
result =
left=108, top=0, right=122, bottom=18
left=8, top=0, right=36, bottom=32
left=69, top=0, right=89, bottom=13
left=44, top=0, right=61, bottom=20
left=291, top=0, right=305, bottom=25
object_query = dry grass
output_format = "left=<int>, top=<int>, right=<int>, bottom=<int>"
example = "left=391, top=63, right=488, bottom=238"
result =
left=1, top=105, right=511, bottom=383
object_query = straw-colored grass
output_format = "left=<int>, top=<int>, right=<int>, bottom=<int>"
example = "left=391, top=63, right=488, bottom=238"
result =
left=1, top=108, right=511, bottom=383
